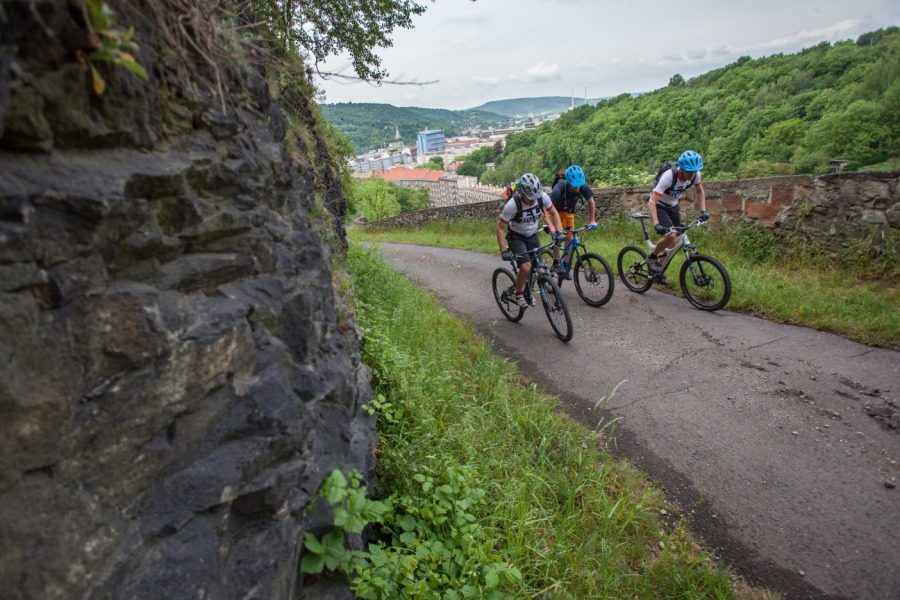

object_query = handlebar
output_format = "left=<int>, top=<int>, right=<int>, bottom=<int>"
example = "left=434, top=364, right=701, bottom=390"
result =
left=670, top=219, right=706, bottom=234
left=506, top=239, right=561, bottom=262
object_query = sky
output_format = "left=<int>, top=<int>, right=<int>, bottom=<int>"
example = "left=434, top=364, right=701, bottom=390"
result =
left=316, top=0, right=900, bottom=110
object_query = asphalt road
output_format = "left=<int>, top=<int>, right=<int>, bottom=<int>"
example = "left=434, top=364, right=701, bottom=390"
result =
left=373, top=242, right=899, bottom=600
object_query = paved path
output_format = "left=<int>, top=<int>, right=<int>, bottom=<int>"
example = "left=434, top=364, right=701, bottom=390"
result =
left=374, top=242, right=899, bottom=600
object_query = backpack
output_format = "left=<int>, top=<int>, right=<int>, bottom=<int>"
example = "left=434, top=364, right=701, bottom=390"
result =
left=550, top=169, right=567, bottom=189
left=654, top=161, right=696, bottom=195
left=511, top=190, right=544, bottom=224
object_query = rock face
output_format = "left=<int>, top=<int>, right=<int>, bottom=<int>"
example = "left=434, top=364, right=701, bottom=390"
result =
left=0, top=1, right=374, bottom=598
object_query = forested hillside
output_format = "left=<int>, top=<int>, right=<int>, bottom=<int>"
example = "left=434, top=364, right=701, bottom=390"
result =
left=476, top=28, right=900, bottom=187
left=320, top=102, right=508, bottom=152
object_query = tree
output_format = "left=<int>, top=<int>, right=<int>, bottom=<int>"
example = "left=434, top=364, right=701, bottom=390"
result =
left=668, top=73, right=686, bottom=87
left=424, top=156, right=444, bottom=170
left=250, top=0, right=427, bottom=81
left=352, top=177, right=401, bottom=220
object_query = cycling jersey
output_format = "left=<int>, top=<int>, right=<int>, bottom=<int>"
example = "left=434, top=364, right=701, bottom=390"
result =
left=652, top=169, right=701, bottom=208
left=500, top=192, right=553, bottom=237
left=550, top=181, right=593, bottom=213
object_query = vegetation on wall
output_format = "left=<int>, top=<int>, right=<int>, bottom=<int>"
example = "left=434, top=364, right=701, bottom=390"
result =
left=479, top=28, right=900, bottom=187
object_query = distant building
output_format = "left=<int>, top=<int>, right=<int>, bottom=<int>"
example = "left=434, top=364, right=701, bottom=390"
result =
left=357, top=165, right=504, bottom=209
left=416, top=129, right=446, bottom=155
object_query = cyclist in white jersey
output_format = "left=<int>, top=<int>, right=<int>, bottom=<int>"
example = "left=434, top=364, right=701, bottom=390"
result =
left=648, top=150, right=709, bottom=274
left=496, top=173, right=565, bottom=307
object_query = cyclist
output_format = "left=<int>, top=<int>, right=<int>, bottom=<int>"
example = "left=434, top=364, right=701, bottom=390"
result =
left=550, top=165, right=598, bottom=279
left=647, top=150, right=709, bottom=275
left=496, top=173, right=565, bottom=308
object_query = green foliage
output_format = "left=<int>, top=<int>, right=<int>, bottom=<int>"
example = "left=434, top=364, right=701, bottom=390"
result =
left=345, top=244, right=750, bottom=597
left=248, top=0, right=426, bottom=81
left=423, top=156, right=444, bottom=170
left=321, top=103, right=509, bottom=153
left=456, top=145, right=501, bottom=181
left=348, top=177, right=429, bottom=220
left=485, top=29, right=900, bottom=179
left=83, top=0, right=147, bottom=95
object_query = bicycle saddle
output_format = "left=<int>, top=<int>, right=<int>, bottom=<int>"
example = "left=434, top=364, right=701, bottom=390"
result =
left=630, top=212, right=650, bottom=220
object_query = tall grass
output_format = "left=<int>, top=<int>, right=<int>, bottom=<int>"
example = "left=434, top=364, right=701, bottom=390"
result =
left=349, top=244, right=767, bottom=598
left=351, top=217, right=899, bottom=347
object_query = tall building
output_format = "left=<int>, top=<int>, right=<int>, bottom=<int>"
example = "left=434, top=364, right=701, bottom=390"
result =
left=416, top=129, right=446, bottom=155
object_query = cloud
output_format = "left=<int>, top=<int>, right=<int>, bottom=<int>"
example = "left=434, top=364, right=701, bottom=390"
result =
left=474, top=75, right=502, bottom=86
left=522, top=61, right=561, bottom=82
left=749, top=18, right=862, bottom=51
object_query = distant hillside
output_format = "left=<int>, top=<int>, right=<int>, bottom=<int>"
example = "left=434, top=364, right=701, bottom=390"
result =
left=320, top=103, right=509, bottom=153
left=469, top=97, right=608, bottom=118
left=479, top=27, right=900, bottom=187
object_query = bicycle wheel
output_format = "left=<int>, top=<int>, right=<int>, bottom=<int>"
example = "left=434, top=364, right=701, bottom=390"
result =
left=492, top=267, right=524, bottom=321
left=679, top=254, right=731, bottom=311
left=539, top=249, right=563, bottom=286
left=574, top=252, right=614, bottom=307
left=617, top=246, right=653, bottom=293
left=537, top=274, right=573, bottom=342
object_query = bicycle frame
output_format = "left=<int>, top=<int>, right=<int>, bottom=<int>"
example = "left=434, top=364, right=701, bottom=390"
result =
left=635, top=215, right=704, bottom=275
left=508, top=241, right=557, bottom=300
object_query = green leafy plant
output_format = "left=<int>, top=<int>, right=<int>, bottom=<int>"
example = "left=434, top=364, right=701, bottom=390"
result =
left=82, top=0, right=148, bottom=95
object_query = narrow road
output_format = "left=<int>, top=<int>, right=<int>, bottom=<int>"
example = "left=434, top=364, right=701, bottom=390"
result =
left=374, top=242, right=899, bottom=600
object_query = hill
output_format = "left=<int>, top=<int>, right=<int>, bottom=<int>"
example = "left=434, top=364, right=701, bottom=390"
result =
left=477, top=27, right=900, bottom=187
left=469, top=96, right=608, bottom=117
left=320, top=102, right=509, bottom=153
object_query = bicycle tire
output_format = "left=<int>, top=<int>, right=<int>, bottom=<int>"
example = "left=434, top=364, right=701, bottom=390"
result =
left=574, top=252, right=615, bottom=307
left=492, top=267, right=525, bottom=321
left=679, top=254, right=731, bottom=311
left=537, top=274, right=573, bottom=342
left=617, top=246, right=653, bottom=293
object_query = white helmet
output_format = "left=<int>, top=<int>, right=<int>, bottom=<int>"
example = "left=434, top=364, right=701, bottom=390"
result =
left=517, top=173, right=543, bottom=200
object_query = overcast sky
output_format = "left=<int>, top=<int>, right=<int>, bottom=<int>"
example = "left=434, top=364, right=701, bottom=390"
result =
left=316, top=0, right=900, bottom=110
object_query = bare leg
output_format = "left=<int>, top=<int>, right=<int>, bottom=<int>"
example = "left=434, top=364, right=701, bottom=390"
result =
left=515, top=262, right=531, bottom=293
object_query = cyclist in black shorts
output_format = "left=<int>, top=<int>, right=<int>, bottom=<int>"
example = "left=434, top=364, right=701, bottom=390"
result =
left=496, top=173, right=565, bottom=307
left=648, top=150, right=709, bottom=274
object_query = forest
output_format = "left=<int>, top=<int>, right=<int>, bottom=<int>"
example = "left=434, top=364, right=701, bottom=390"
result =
left=462, top=27, right=900, bottom=187
left=321, top=102, right=509, bottom=152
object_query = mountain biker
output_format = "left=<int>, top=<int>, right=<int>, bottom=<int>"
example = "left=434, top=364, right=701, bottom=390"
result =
left=647, top=150, right=709, bottom=275
left=496, top=173, right=565, bottom=308
left=549, top=165, right=598, bottom=279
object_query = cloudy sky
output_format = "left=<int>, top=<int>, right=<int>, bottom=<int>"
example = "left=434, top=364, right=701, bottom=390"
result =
left=316, top=0, right=900, bottom=110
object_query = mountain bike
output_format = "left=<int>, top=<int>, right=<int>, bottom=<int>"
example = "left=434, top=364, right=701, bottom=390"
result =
left=492, top=240, right=573, bottom=342
left=539, top=225, right=614, bottom=307
left=616, top=212, right=731, bottom=311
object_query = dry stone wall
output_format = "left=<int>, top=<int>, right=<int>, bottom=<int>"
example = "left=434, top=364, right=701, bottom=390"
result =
left=371, top=172, right=900, bottom=252
left=0, top=2, right=373, bottom=599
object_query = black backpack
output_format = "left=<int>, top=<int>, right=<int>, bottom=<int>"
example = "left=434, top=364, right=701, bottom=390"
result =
left=550, top=169, right=567, bottom=189
left=511, top=191, right=544, bottom=223
left=654, top=161, right=695, bottom=195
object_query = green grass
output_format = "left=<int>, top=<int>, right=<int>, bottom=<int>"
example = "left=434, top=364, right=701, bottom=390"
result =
left=350, top=217, right=900, bottom=347
left=348, top=244, right=770, bottom=599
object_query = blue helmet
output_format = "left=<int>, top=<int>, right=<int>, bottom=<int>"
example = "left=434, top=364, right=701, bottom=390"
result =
left=565, top=165, right=586, bottom=187
left=677, top=150, right=704, bottom=172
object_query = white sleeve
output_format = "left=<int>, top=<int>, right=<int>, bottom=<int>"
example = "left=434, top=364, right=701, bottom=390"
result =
left=499, top=198, right=517, bottom=222
left=653, top=170, right=674, bottom=195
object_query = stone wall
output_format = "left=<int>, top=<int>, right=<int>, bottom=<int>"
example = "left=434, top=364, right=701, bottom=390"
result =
left=369, top=172, right=900, bottom=251
left=0, top=2, right=373, bottom=599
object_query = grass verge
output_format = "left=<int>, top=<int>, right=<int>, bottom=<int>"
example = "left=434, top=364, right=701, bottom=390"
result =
left=350, top=217, right=899, bottom=347
left=345, top=243, right=769, bottom=599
